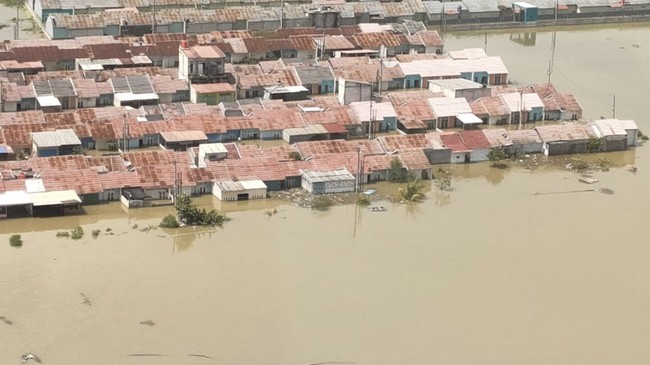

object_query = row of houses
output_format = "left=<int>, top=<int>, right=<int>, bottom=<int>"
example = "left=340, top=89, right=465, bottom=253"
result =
left=33, top=0, right=650, bottom=39
left=0, top=118, right=639, bottom=218
left=1, top=24, right=443, bottom=72
left=0, top=78, right=583, bottom=157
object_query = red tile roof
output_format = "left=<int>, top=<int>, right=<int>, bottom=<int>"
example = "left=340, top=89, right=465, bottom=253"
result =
left=458, top=130, right=491, bottom=149
left=440, top=133, right=470, bottom=153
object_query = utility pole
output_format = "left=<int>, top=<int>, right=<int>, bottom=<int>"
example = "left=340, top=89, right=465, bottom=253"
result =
left=355, top=147, right=361, bottom=193
left=484, top=33, right=487, bottom=53
left=122, top=113, right=129, bottom=152
left=173, top=158, right=178, bottom=205
left=15, top=6, right=19, bottom=40
left=547, top=31, right=557, bottom=84
left=152, top=0, right=156, bottom=34
left=280, top=0, right=284, bottom=29
left=441, top=0, right=446, bottom=36
left=612, top=93, right=616, bottom=118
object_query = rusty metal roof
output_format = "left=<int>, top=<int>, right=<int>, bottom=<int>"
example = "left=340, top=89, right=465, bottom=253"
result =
left=289, top=36, right=317, bottom=51
left=181, top=44, right=226, bottom=59
left=378, top=134, right=431, bottom=152
left=534, top=124, right=590, bottom=142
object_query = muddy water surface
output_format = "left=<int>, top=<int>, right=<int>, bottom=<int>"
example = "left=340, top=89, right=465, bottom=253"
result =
left=2, top=26, right=650, bottom=364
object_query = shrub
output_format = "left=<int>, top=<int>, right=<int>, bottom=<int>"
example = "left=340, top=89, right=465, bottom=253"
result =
left=356, top=195, right=371, bottom=206
left=91, top=229, right=101, bottom=238
left=56, top=231, right=70, bottom=238
left=487, top=147, right=509, bottom=167
left=70, top=226, right=84, bottom=240
left=9, top=234, right=22, bottom=247
left=288, top=151, right=302, bottom=161
left=160, top=214, right=180, bottom=228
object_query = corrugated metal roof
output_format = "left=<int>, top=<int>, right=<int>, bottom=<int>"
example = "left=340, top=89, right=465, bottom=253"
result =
left=160, top=130, right=208, bottom=142
left=294, top=65, right=335, bottom=85
left=181, top=45, right=226, bottom=59
left=284, top=124, right=328, bottom=136
left=30, top=190, right=82, bottom=206
left=508, top=129, right=543, bottom=145
left=215, top=179, right=266, bottom=191
left=428, top=97, right=472, bottom=118
left=32, top=129, right=82, bottom=148
left=378, top=134, right=431, bottom=151
left=482, top=128, right=513, bottom=147
left=534, top=124, right=590, bottom=142
left=301, top=168, right=354, bottom=183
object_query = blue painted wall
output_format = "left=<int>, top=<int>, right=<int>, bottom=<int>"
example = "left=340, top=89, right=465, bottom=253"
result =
left=528, top=106, right=543, bottom=121
left=320, top=80, right=335, bottom=93
left=403, top=75, right=421, bottom=89
left=37, top=147, right=58, bottom=157
left=473, top=71, right=489, bottom=84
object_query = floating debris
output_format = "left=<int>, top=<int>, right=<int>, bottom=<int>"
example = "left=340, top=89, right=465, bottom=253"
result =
left=363, top=189, right=376, bottom=195
left=140, top=320, right=156, bottom=326
left=188, top=354, right=214, bottom=359
left=579, top=177, right=599, bottom=184
left=632, top=43, right=640, bottom=48
left=599, top=188, right=615, bottom=195
left=533, top=189, right=597, bottom=196
left=20, top=353, right=41, bottom=363
left=80, top=293, right=92, bottom=306
left=0, top=316, right=13, bottom=325
left=128, top=353, right=165, bottom=357
left=368, top=206, right=387, bottom=212
left=627, top=165, right=637, bottom=173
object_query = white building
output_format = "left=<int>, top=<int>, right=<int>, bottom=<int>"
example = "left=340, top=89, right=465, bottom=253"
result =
left=213, top=180, right=267, bottom=201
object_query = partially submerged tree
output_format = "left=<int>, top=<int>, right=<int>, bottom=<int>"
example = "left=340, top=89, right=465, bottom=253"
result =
left=388, top=157, right=408, bottom=183
left=174, top=194, right=226, bottom=226
left=398, top=179, right=424, bottom=204
left=487, top=147, right=509, bottom=168
left=434, top=168, right=453, bottom=191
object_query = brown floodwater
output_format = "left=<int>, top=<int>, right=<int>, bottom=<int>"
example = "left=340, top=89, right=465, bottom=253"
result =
left=2, top=25, right=650, bottom=364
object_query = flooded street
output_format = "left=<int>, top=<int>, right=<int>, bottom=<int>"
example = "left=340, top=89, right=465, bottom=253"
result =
left=0, top=5, right=43, bottom=41
left=2, top=25, right=650, bottom=364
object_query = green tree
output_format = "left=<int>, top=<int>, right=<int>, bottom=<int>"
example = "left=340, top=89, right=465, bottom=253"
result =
left=487, top=147, right=509, bottom=167
left=175, top=193, right=225, bottom=226
left=388, top=157, right=408, bottom=183
left=160, top=214, right=179, bottom=228
left=9, top=234, right=22, bottom=247
left=398, top=179, right=424, bottom=204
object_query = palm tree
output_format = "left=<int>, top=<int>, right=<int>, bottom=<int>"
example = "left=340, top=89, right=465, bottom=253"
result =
left=398, top=179, right=423, bottom=204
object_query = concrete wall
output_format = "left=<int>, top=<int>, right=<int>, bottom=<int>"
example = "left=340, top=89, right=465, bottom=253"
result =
left=425, top=148, right=452, bottom=164
left=302, top=176, right=355, bottom=194
left=213, top=184, right=267, bottom=201
left=469, top=148, right=489, bottom=162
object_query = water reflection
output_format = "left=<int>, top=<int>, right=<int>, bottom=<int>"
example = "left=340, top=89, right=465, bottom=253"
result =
left=433, top=190, right=451, bottom=206
left=485, top=165, right=507, bottom=186
left=509, top=32, right=537, bottom=46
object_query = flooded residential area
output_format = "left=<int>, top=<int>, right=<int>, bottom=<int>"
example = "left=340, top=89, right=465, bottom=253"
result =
left=2, top=15, right=650, bottom=365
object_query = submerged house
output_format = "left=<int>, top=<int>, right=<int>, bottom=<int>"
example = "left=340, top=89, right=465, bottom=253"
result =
left=300, top=168, right=356, bottom=194
left=535, top=124, right=590, bottom=156
left=213, top=180, right=268, bottom=201
left=590, top=119, right=638, bottom=152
